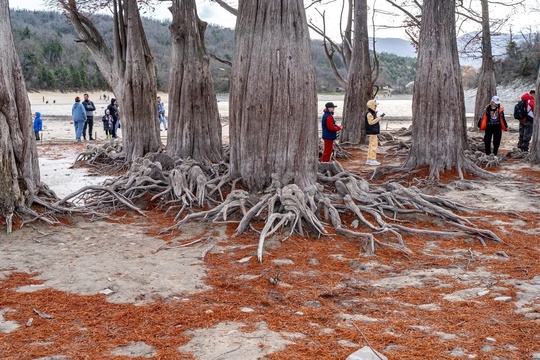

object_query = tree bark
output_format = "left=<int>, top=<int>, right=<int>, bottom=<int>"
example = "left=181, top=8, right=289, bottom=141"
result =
left=405, top=0, right=467, bottom=177
left=229, top=0, right=318, bottom=192
left=60, top=0, right=161, bottom=162
left=528, top=68, right=540, bottom=160
left=473, top=0, right=497, bottom=130
left=0, top=0, right=41, bottom=232
left=340, top=0, right=373, bottom=145
left=167, top=0, right=222, bottom=163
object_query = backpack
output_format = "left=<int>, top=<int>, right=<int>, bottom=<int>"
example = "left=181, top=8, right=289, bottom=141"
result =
left=514, top=100, right=527, bottom=120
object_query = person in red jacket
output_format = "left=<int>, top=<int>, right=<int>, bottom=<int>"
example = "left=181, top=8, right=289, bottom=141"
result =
left=517, top=89, right=535, bottom=152
left=320, top=102, right=342, bottom=162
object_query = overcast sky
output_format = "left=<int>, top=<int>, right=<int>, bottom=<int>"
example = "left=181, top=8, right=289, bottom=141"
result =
left=8, top=0, right=413, bottom=40
left=9, top=0, right=538, bottom=41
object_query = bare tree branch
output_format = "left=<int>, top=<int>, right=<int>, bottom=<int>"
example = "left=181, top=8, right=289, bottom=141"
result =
left=209, top=0, right=238, bottom=16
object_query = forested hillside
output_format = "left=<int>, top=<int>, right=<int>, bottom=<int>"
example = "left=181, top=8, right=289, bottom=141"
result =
left=10, top=9, right=539, bottom=94
left=10, top=9, right=421, bottom=93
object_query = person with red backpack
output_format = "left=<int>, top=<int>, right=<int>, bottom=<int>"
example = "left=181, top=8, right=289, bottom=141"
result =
left=478, top=96, right=508, bottom=156
left=517, top=89, right=535, bottom=152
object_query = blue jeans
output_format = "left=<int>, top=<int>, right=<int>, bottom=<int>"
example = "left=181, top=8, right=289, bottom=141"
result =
left=114, top=118, right=121, bottom=137
left=159, top=115, right=167, bottom=130
left=74, top=120, right=85, bottom=140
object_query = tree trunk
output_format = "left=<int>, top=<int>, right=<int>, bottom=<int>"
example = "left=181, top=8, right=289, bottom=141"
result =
left=0, top=0, right=41, bottom=232
left=528, top=68, right=540, bottom=160
left=340, top=0, right=373, bottom=145
left=167, top=0, right=222, bottom=163
left=473, top=0, right=497, bottom=131
left=61, top=0, right=161, bottom=162
left=229, top=0, right=318, bottom=192
left=405, top=0, right=467, bottom=178
left=117, top=0, right=161, bottom=161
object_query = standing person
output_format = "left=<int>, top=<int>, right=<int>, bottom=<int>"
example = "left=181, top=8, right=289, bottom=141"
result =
left=320, top=102, right=342, bottom=162
left=102, top=109, right=114, bottom=139
left=72, top=96, right=87, bottom=142
left=517, top=89, right=535, bottom=152
left=82, top=93, right=96, bottom=140
left=365, top=100, right=385, bottom=166
left=478, top=95, right=508, bottom=156
left=157, top=96, right=167, bottom=131
left=33, top=111, right=43, bottom=141
left=107, top=98, right=119, bottom=138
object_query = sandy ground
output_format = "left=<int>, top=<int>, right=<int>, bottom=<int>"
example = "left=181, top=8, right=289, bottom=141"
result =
left=1, top=92, right=540, bottom=359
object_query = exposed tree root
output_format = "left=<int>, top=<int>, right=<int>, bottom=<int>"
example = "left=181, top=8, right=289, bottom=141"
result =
left=463, top=150, right=505, bottom=168
left=74, top=140, right=133, bottom=175
left=505, top=147, right=530, bottom=160
left=55, top=149, right=505, bottom=260
left=5, top=183, right=75, bottom=233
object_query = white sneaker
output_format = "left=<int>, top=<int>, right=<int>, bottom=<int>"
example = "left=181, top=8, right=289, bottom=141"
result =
left=368, top=160, right=381, bottom=166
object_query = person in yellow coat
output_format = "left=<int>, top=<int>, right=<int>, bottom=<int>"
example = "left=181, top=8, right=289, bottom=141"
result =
left=365, top=99, right=384, bottom=166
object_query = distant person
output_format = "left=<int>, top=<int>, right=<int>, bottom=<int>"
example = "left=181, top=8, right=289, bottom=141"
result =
left=107, top=98, right=119, bottom=138
left=365, top=100, right=384, bottom=166
left=157, top=96, right=167, bottom=131
left=33, top=111, right=43, bottom=141
left=72, top=96, right=87, bottom=142
left=320, top=102, right=342, bottom=162
left=517, top=89, right=535, bottom=152
left=82, top=93, right=96, bottom=140
left=478, top=95, right=508, bottom=156
left=102, top=109, right=114, bottom=139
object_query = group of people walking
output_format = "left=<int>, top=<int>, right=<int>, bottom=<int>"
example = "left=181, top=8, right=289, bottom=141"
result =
left=71, top=94, right=167, bottom=141
left=71, top=94, right=120, bottom=141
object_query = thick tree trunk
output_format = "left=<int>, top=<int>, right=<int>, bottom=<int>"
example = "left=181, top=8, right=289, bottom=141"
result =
left=229, top=0, right=318, bottom=192
left=61, top=0, right=160, bottom=162
left=473, top=0, right=497, bottom=130
left=340, top=0, right=373, bottom=145
left=0, top=0, right=41, bottom=232
left=405, top=0, right=467, bottom=177
left=118, top=0, right=161, bottom=161
left=167, top=0, right=222, bottom=163
left=528, top=69, right=540, bottom=160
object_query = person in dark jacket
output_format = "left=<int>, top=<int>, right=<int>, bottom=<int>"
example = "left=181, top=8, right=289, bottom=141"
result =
left=33, top=111, right=43, bottom=141
left=106, top=98, right=119, bottom=138
left=478, top=95, right=508, bottom=156
left=82, top=93, right=96, bottom=140
left=102, top=109, right=114, bottom=139
left=320, top=102, right=342, bottom=162
left=365, top=100, right=384, bottom=166
left=517, top=90, right=535, bottom=152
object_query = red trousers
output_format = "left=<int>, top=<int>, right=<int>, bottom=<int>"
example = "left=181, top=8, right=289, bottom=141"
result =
left=321, top=139, right=334, bottom=162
